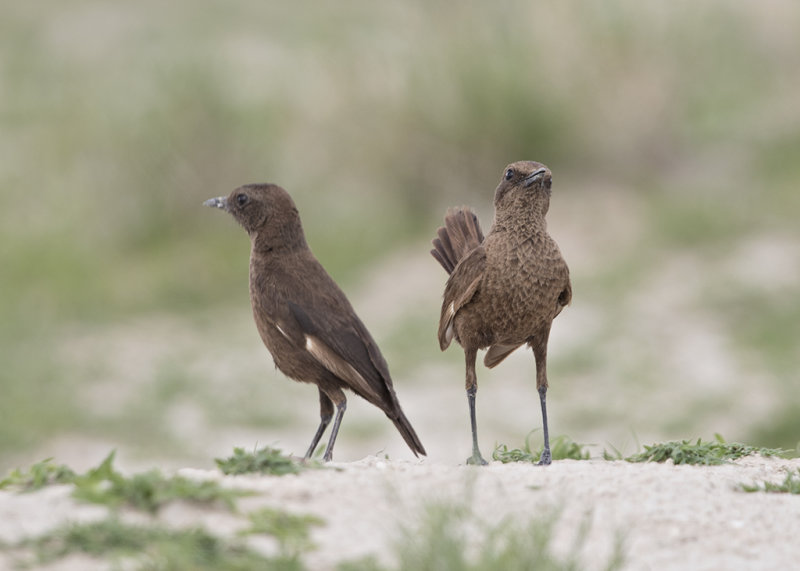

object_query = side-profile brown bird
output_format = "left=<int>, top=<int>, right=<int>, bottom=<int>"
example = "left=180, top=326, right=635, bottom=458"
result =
left=205, top=184, right=426, bottom=461
left=431, top=161, right=571, bottom=465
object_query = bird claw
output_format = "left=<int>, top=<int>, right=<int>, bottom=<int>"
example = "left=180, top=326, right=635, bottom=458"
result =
left=536, top=449, right=552, bottom=466
left=466, top=453, right=488, bottom=466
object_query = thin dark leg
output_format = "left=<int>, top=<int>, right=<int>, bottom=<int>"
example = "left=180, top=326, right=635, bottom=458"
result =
left=466, top=386, right=487, bottom=465
left=304, top=390, right=334, bottom=460
left=537, top=385, right=551, bottom=466
left=531, top=330, right=552, bottom=466
left=322, top=398, right=347, bottom=462
left=464, top=347, right=487, bottom=465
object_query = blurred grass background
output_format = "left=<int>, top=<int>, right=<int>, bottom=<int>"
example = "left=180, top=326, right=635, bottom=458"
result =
left=1, top=0, right=799, bottom=470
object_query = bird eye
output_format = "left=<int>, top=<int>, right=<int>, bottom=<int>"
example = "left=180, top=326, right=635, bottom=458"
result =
left=236, top=193, right=248, bottom=206
left=505, top=169, right=514, bottom=181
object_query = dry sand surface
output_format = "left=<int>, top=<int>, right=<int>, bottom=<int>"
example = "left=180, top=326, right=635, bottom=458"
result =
left=1, top=455, right=799, bottom=570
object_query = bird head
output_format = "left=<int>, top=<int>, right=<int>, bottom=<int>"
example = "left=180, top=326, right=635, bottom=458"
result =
left=493, top=161, right=553, bottom=221
left=204, top=183, right=307, bottom=252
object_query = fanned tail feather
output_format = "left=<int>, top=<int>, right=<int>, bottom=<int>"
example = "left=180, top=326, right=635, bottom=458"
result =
left=430, top=207, right=484, bottom=274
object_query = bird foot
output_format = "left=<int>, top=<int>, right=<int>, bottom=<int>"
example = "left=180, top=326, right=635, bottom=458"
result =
left=536, top=448, right=552, bottom=466
left=466, top=452, right=488, bottom=466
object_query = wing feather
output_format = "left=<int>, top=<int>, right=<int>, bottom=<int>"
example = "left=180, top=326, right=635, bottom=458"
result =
left=288, top=300, right=392, bottom=406
left=303, top=334, right=382, bottom=402
left=437, top=246, right=486, bottom=350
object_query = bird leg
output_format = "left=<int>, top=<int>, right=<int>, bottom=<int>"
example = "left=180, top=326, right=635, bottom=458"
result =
left=465, top=347, right=487, bottom=465
left=532, top=334, right=552, bottom=466
left=321, top=389, right=347, bottom=462
left=537, top=385, right=551, bottom=466
left=304, top=389, right=334, bottom=460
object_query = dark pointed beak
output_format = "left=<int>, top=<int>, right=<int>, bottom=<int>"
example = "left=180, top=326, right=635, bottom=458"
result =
left=523, top=168, right=549, bottom=187
left=204, top=196, right=229, bottom=211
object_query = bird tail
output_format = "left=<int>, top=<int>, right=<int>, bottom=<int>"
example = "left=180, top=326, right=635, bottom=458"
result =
left=430, top=207, right=484, bottom=274
left=387, top=408, right=427, bottom=457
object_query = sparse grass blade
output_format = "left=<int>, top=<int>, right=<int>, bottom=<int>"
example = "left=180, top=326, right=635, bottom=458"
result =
left=740, top=469, right=800, bottom=494
left=602, top=445, right=624, bottom=461
left=23, top=517, right=279, bottom=570
left=493, top=432, right=590, bottom=463
left=242, top=507, right=324, bottom=562
left=215, top=446, right=312, bottom=476
left=339, top=500, right=625, bottom=571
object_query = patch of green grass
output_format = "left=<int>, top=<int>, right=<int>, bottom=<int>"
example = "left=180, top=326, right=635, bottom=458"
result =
left=740, top=469, right=800, bottom=495
left=242, top=507, right=324, bottom=563
left=71, top=451, right=246, bottom=514
left=339, top=501, right=624, bottom=571
left=624, top=435, right=786, bottom=465
left=216, top=446, right=315, bottom=476
left=493, top=432, right=591, bottom=463
left=23, top=517, right=279, bottom=570
left=0, top=458, right=76, bottom=491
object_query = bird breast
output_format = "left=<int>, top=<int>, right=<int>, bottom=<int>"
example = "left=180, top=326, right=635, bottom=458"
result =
left=479, top=232, right=567, bottom=335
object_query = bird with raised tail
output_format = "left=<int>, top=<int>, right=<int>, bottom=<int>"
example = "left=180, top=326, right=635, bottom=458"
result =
left=205, top=184, right=426, bottom=461
left=431, top=161, right=571, bottom=465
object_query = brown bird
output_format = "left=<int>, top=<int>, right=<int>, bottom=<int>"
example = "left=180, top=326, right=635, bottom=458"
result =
left=431, top=161, right=571, bottom=465
left=205, top=184, right=426, bottom=461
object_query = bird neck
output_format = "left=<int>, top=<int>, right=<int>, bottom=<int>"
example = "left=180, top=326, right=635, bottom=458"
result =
left=250, top=226, right=309, bottom=256
left=491, top=201, right=549, bottom=237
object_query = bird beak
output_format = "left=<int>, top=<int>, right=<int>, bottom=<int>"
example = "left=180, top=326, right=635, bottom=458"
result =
left=203, top=196, right=229, bottom=211
left=523, top=168, right=548, bottom=187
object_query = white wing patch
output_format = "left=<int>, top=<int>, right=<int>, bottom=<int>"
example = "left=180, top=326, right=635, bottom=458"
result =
left=443, top=302, right=455, bottom=344
left=274, top=322, right=291, bottom=340
left=304, top=334, right=380, bottom=402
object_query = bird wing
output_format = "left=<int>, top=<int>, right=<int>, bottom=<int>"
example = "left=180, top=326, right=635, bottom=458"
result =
left=484, top=342, right=523, bottom=368
left=438, top=246, right=486, bottom=350
left=556, top=279, right=572, bottom=315
left=287, top=300, right=391, bottom=406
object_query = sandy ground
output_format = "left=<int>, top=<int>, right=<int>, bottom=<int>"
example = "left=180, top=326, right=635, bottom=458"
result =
left=1, top=455, right=799, bottom=570
left=2, top=189, right=798, bottom=569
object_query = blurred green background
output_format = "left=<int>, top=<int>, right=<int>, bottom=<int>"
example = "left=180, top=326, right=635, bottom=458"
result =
left=2, top=0, right=798, bottom=471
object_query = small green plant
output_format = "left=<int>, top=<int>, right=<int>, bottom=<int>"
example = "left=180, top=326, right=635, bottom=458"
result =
left=23, top=517, right=278, bottom=570
left=493, top=432, right=590, bottom=463
left=339, top=500, right=624, bottom=571
left=242, top=507, right=324, bottom=563
left=0, top=451, right=247, bottom=513
left=216, top=446, right=311, bottom=476
left=601, top=433, right=646, bottom=461
left=740, top=469, right=800, bottom=494
left=602, top=446, right=624, bottom=461
left=624, top=435, right=786, bottom=466
left=71, top=451, right=246, bottom=513
left=0, top=458, right=76, bottom=491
